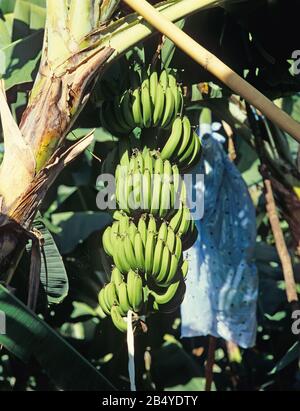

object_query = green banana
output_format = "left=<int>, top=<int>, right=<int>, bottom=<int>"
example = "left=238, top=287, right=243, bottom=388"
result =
left=152, top=239, right=164, bottom=277
left=165, top=254, right=179, bottom=285
left=159, top=69, right=169, bottom=91
left=178, top=206, right=191, bottom=237
left=150, top=70, right=158, bottom=103
left=177, top=116, right=192, bottom=157
left=134, top=232, right=145, bottom=271
left=145, top=231, right=155, bottom=274
left=117, top=281, right=132, bottom=314
left=124, top=234, right=138, bottom=269
left=150, top=280, right=180, bottom=305
left=132, top=88, right=143, bottom=127
left=148, top=214, right=157, bottom=234
left=166, top=227, right=176, bottom=253
left=128, top=221, right=138, bottom=244
left=142, top=169, right=152, bottom=211
left=141, top=83, right=152, bottom=128
left=156, top=245, right=171, bottom=284
left=153, top=83, right=165, bottom=127
left=111, top=305, right=128, bottom=333
left=105, top=282, right=119, bottom=308
left=150, top=173, right=162, bottom=215
left=178, top=128, right=196, bottom=166
left=169, top=205, right=183, bottom=233
left=174, top=235, right=183, bottom=261
left=113, top=96, right=131, bottom=133
left=111, top=266, right=124, bottom=286
left=181, top=260, right=189, bottom=279
left=138, top=215, right=147, bottom=246
left=102, top=226, right=114, bottom=257
left=160, top=117, right=183, bottom=161
left=143, top=148, right=154, bottom=173
left=133, top=273, right=144, bottom=312
left=161, top=87, right=175, bottom=129
left=98, top=288, right=111, bottom=316
left=182, top=131, right=202, bottom=171
left=158, top=221, right=168, bottom=242
left=121, top=90, right=136, bottom=129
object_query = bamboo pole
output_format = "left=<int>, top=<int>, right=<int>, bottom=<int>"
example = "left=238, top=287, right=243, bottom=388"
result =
left=264, top=179, right=299, bottom=305
left=122, top=0, right=300, bottom=144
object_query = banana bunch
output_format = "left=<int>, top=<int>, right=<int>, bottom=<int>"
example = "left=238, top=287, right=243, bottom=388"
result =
left=102, top=214, right=185, bottom=285
left=158, top=116, right=202, bottom=171
left=98, top=267, right=144, bottom=332
left=98, top=262, right=188, bottom=332
left=100, top=69, right=183, bottom=136
left=115, top=148, right=188, bottom=218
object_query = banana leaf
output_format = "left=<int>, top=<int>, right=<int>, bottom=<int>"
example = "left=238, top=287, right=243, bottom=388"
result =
left=0, top=284, right=115, bottom=390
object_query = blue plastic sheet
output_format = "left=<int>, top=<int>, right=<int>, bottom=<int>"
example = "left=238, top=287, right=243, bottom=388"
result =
left=181, top=123, right=258, bottom=349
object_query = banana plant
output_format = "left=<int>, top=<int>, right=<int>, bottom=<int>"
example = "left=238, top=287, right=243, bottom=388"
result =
left=0, top=0, right=219, bottom=278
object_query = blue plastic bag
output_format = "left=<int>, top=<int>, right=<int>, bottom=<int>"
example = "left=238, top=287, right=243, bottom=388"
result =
left=181, top=122, right=258, bottom=349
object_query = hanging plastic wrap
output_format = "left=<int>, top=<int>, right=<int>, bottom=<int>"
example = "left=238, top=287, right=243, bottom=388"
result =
left=181, top=112, right=258, bottom=349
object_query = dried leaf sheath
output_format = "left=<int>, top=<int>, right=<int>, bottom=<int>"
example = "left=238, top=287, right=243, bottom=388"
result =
left=0, top=80, right=36, bottom=210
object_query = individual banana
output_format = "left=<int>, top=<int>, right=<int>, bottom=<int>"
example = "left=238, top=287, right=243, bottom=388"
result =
left=150, top=280, right=180, bottom=305
left=156, top=245, right=171, bottom=284
left=143, top=148, right=154, bottom=173
left=117, top=281, right=132, bottom=314
left=181, top=260, right=189, bottom=279
left=182, top=131, right=202, bottom=171
left=161, top=87, right=175, bottom=129
left=104, top=282, right=118, bottom=310
left=138, top=215, right=147, bottom=246
left=111, top=305, right=128, bottom=333
left=169, top=205, right=183, bottom=233
left=127, top=270, right=143, bottom=312
left=158, top=221, right=168, bottom=242
left=102, top=226, right=114, bottom=257
left=121, top=90, right=136, bottom=129
left=166, top=227, right=176, bottom=253
left=128, top=221, right=138, bottom=244
left=165, top=254, right=179, bottom=285
left=111, top=266, right=124, bottom=286
left=178, top=128, right=196, bottom=166
left=152, top=280, right=186, bottom=313
left=141, top=82, right=152, bottom=128
left=150, top=172, right=162, bottom=215
left=145, top=231, right=155, bottom=274
left=153, top=83, right=165, bottom=126
left=134, top=232, right=145, bottom=271
left=160, top=117, right=183, bottom=161
left=98, top=288, right=111, bottom=316
left=142, top=169, right=152, bottom=211
left=132, top=88, right=143, bottom=128
left=148, top=215, right=157, bottom=234
left=113, top=96, right=132, bottom=133
left=178, top=206, right=191, bottom=238
left=149, top=70, right=158, bottom=103
left=177, top=116, right=192, bottom=157
left=174, top=235, right=183, bottom=261
left=124, top=234, right=138, bottom=269
left=159, top=69, right=169, bottom=91
left=152, top=239, right=164, bottom=278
